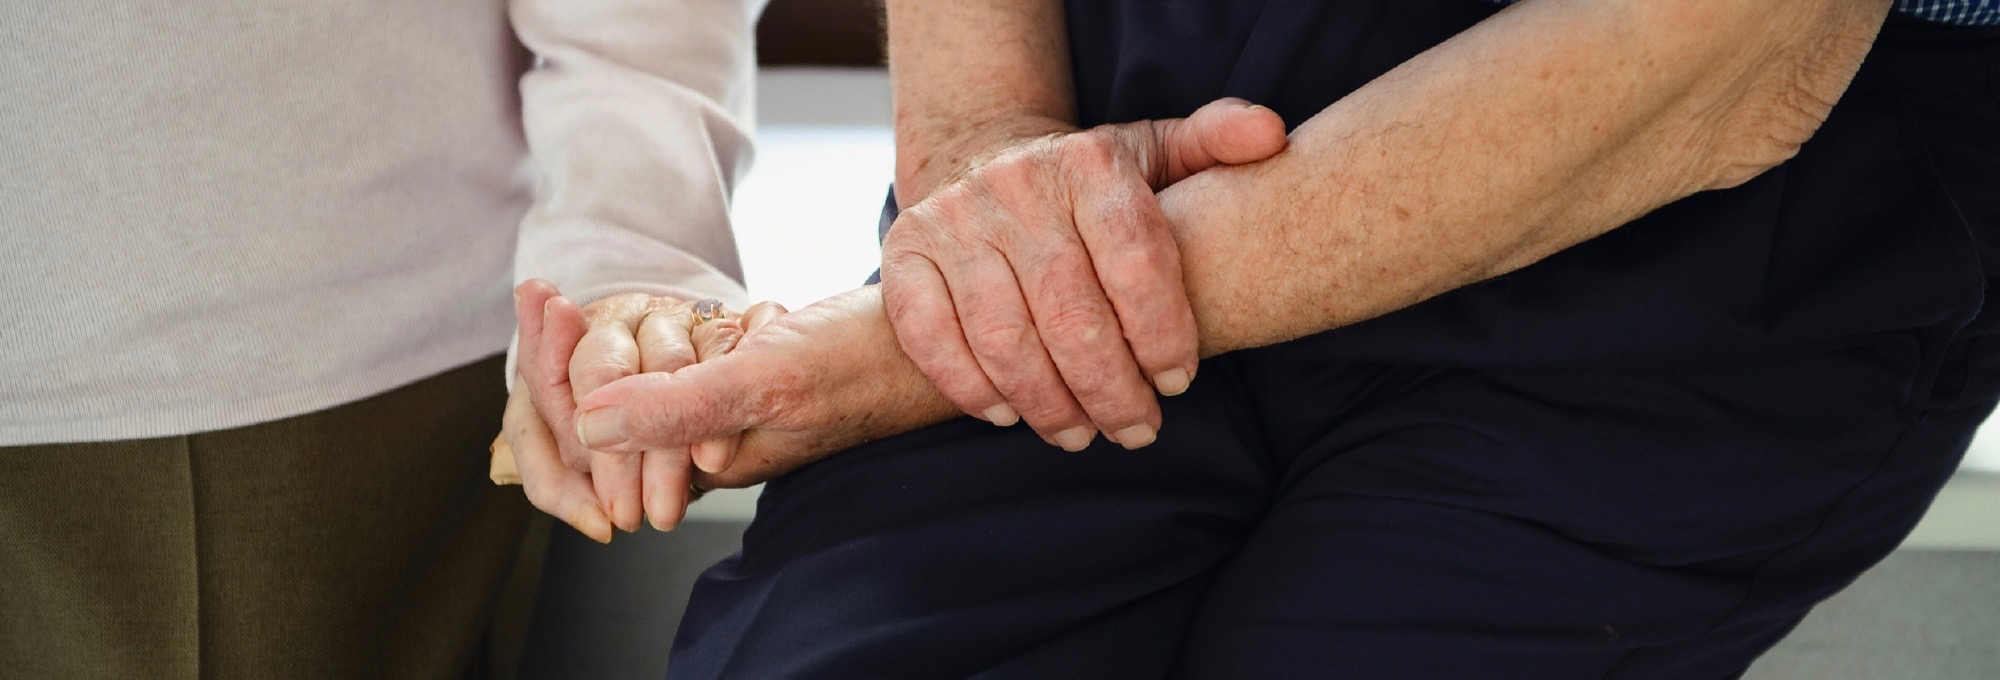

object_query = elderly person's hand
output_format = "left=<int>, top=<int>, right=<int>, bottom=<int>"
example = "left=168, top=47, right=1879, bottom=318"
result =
left=878, top=97, right=1285, bottom=452
left=568, top=286, right=959, bottom=488
left=499, top=280, right=772, bottom=540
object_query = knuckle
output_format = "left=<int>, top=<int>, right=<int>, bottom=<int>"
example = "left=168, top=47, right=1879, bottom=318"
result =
left=1063, top=131, right=1121, bottom=168
left=1039, top=245, right=1093, bottom=277
left=572, top=343, right=633, bottom=371
left=582, top=293, right=645, bottom=322
left=889, top=205, right=969, bottom=253
left=881, top=212, right=925, bottom=248
left=1064, top=372, right=1126, bottom=411
left=964, top=317, right=1034, bottom=355
left=1107, top=240, right=1176, bottom=283
left=979, top=154, right=1039, bottom=190
left=1039, top=304, right=1113, bottom=347
left=645, top=295, right=688, bottom=313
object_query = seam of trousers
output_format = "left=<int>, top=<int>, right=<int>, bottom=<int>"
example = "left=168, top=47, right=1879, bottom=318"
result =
left=178, top=433, right=204, bottom=680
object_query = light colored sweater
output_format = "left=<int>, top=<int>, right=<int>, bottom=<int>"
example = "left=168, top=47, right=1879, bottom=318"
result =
left=0, top=0, right=760, bottom=445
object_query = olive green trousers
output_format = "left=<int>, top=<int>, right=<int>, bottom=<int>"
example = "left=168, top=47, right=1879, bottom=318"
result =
left=0, top=356, right=546, bottom=680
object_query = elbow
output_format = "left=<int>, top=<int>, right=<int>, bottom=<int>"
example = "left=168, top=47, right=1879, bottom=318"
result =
left=1693, top=1, right=1886, bottom=192
left=1696, top=70, right=1844, bottom=192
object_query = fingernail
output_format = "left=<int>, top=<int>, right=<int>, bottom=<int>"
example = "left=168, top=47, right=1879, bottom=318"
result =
left=611, top=500, right=639, bottom=533
left=1113, top=425, right=1157, bottom=450
left=575, top=407, right=627, bottom=450
left=1153, top=368, right=1192, bottom=396
left=1055, top=427, right=1095, bottom=452
left=578, top=511, right=613, bottom=544
left=982, top=404, right=1020, bottom=427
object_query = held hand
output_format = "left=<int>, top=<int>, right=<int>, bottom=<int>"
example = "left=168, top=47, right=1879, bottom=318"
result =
left=878, top=97, right=1285, bottom=452
left=573, top=290, right=751, bottom=532
left=508, top=281, right=747, bottom=537
left=572, top=286, right=960, bottom=488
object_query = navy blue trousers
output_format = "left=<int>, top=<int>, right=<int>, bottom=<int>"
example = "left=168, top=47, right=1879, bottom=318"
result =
left=670, top=3, right=2000, bottom=678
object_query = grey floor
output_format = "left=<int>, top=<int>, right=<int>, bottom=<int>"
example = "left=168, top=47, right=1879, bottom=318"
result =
left=521, top=521, right=2000, bottom=680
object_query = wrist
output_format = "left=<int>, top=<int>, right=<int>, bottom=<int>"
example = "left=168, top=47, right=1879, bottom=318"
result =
left=894, top=112, right=1077, bottom=207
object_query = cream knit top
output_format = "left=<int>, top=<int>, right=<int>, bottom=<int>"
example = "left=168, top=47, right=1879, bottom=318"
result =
left=0, top=0, right=760, bottom=445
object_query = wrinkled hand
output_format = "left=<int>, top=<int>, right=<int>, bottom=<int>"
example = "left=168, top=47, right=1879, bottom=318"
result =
left=879, top=97, right=1285, bottom=452
left=501, top=280, right=777, bottom=540
left=571, top=285, right=959, bottom=489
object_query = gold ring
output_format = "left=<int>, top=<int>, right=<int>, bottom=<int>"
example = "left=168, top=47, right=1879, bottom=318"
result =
left=690, top=298, right=727, bottom=326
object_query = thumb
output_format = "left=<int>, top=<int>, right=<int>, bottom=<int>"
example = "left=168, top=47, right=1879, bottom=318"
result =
left=573, top=362, right=758, bottom=453
left=1117, top=97, right=1288, bottom=189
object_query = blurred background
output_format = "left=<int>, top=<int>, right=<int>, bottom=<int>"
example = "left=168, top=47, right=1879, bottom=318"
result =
left=518, top=1, right=2000, bottom=678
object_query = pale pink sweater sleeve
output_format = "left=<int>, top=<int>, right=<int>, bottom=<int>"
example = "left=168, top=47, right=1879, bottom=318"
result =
left=509, top=0, right=764, bottom=304
left=505, top=0, right=767, bottom=378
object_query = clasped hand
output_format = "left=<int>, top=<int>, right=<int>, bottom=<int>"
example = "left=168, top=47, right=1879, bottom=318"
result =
left=502, top=98, right=1286, bottom=542
left=880, top=98, right=1284, bottom=451
left=500, top=281, right=786, bottom=542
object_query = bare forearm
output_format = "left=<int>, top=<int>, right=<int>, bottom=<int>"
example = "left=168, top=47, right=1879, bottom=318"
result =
left=1164, top=0, right=1891, bottom=355
left=636, top=0, right=1898, bottom=482
left=760, top=0, right=1889, bottom=448
left=885, top=0, right=1075, bottom=205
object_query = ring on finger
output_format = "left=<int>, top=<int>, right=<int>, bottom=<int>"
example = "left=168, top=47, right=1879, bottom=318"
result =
left=690, top=298, right=729, bottom=326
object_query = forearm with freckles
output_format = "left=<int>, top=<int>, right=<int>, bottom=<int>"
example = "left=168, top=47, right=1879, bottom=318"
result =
left=1163, top=0, right=1890, bottom=356
left=693, top=0, right=1891, bottom=482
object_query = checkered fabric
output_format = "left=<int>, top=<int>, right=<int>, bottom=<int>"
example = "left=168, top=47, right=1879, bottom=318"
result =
left=1489, top=0, right=1999, bottom=25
